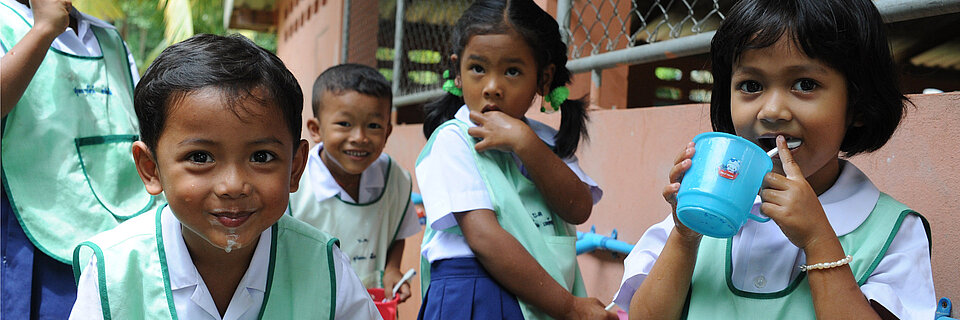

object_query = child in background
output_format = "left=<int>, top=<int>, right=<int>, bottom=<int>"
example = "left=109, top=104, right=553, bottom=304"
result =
left=289, top=63, right=420, bottom=302
left=70, top=34, right=380, bottom=319
left=615, top=0, right=935, bottom=319
left=416, top=0, right=616, bottom=318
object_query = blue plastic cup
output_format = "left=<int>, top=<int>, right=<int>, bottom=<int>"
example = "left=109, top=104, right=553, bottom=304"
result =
left=676, top=132, right=772, bottom=238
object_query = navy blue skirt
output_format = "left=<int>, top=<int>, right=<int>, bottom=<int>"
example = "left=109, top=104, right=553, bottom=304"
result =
left=418, top=258, right=524, bottom=319
left=1, top=192, right=78, bottom=319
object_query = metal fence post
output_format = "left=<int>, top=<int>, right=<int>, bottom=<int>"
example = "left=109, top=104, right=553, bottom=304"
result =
left=391, top=0, right=406, bottom=96
left=341, top=0, right=351, bottom=64
left=557, top=0, right=572, bottom=45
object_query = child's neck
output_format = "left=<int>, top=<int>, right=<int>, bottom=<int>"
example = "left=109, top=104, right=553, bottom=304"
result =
left=319, top=148, right=362, bottom=201
left=181, top=227, right=258, bottom=317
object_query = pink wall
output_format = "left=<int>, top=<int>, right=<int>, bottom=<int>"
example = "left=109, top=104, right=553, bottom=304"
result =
left=276, top=1, right=959, bottom=317
left=383, top=92, right=960, bottom=317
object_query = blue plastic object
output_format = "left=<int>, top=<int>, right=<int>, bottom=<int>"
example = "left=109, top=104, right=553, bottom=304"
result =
left=676, top=132, right=773, bottom=238
left=411, top=192, right=423, bottom=205
left=937, top=297, right=954, bottom=320
left=576, top=225, right=635, bottom=255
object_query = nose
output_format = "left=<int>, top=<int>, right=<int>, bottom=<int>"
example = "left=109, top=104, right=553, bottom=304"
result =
left=757, top=90, right=793, bottom=123
left=348, top=127, right=370, bottom=144
left=215, top=165, right=250, bottom=199
left=482, top=76, right=503, bottom=99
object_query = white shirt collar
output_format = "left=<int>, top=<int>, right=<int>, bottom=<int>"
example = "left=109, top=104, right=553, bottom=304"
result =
left=750, top=160, right=879, bottom=236
left=161, top=206, right=271, bottom=318
left=306, top=142, right=389, bottom=203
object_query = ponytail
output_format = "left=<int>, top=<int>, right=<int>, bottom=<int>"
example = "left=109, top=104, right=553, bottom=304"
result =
left=553, top=95, right=588, bottom=159
left=422, top=92, right=464, bottom=138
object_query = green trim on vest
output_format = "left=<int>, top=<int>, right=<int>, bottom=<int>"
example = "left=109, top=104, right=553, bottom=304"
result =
left=683, top=193, right=929, bottom=319
left=326, top=237, right=339, bottom=320
left=417, top=119, right=586, bottom=320
left=72, top=241, right=112, bottom=319
left=256, top=223, right=280, bottom=320
left=154, top=206, right=181, bottom=320
left=1, top=1, right=157, bottom=263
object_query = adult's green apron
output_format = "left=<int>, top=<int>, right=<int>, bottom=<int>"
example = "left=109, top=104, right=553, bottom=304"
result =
left=683, top=193, right=931, bottom=319
left=289, top=156, right=412, bottom=288
left=72, top=205, right=339, bottom=319
left=0, top=1, right=158, bottom=264
left=417, top=119, right=587, bottom=320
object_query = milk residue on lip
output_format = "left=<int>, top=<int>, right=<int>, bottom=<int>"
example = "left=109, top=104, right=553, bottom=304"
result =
left=224, top=233, right=239, bottom=253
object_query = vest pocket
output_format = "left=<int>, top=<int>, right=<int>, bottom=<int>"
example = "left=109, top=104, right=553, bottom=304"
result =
left=76, top=135, right=154, bottom=219
left=543, top=235, right=578, bottom=291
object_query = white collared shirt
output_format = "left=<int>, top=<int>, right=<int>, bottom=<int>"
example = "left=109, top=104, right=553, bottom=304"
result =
left=416, top=105, right=603, bottom=262
left=0, top=0, right=139, bottom=83
left=303, top=143, right=420, bottom=241
left=614, top=161, right=935, bottom=319
left=71, top=207, right=382, bottom=320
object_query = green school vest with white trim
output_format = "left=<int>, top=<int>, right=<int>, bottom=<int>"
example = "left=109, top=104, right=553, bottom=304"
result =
left=683, top=193, right=930, bottom=320
left=417, top=119, right=587, bottom=320
left=72, top=205, right=338, bottom=319
left=0, top=2, right=158, bottom=264
left=289, top=156, right=412, bottom=288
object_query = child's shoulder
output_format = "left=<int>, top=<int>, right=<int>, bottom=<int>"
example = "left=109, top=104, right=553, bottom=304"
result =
left=83, top=208, right=158, bottom=248
left=275, top=214, right=339, bottom=245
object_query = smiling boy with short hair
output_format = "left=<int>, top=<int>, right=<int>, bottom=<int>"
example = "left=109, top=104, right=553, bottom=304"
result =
left=289, top=64, right=420, bottom=303
left=69, top=34, right=380, bottom=320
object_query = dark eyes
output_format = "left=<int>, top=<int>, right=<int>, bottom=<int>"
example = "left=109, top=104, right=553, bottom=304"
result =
left=368, top=123, right=383, bottom=129
left=335, top=121, right=351, bottom=127
left=469, top=64, right=484, bottom=74
left=737, top=81, right=762, bottom=93
left=250, top=151, right=276, bottom=163
left=188, top=152, right=213, bottom=163
left=792, top=79, right=818, bottom=92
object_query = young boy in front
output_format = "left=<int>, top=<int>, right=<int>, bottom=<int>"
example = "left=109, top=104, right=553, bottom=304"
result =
left=69, top=34, right=381, bottom=320
left=289, top=64, right=420, bottom=302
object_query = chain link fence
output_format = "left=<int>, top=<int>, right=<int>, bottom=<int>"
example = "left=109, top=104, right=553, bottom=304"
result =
left=342, top=0, right=960, bottom=109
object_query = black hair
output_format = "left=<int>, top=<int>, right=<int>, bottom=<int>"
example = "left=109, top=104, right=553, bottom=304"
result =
left=421, top=0, right=588, bottom=159
left=312, top=63, right=392, bottom=118
left=134, top=34, right=303, bottom=153
left=710, top=0, right=907, bottom=157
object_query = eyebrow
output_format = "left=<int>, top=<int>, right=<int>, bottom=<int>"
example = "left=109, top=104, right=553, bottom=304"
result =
left=177, top=137, right=285, bottom=147
left=734, top=64, right=828, bottom=75
left=466, top=54, right=527, bottom=65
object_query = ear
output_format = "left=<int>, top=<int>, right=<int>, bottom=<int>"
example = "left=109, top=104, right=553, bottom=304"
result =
left=306, top=117, right=323, bottom=144
left=132, top=141, right=163, bottom=195
left=450, top=54, right=462, bottom=86
left=540, top=64, right=556, bottom=95
left=288, top=139, right=310, bottom=192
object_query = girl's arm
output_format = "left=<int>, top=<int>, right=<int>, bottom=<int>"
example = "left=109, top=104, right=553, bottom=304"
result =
left=0, top=0, right=71, bottom=116
left=629, top=142, right=703, bottom=319
left=761, top=137, right=882, bottom=319
left=456, top=209, right=617, bottom=320
left=467, top=111, right=593, bottom=224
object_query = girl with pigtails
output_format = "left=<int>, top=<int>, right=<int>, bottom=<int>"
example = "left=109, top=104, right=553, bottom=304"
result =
left=414, top=0, right=617, bottom=319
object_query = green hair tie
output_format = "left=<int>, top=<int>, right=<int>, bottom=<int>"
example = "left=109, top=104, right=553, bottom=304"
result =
left=442, top=70, right=462, bottom=97
left=540, top=86, right=569, bottom=113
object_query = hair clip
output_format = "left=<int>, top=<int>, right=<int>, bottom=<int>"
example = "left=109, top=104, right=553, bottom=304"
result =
left=540, top=86, right=569, bottom=113
left=442, top=70, right=462, bottom=97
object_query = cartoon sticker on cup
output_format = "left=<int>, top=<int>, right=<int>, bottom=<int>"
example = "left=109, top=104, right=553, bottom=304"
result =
left=676, top=132, right=772, bottom=238
left=719, top=158, right=741, bottom=180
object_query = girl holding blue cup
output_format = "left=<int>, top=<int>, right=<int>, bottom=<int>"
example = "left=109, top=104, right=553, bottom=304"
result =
left=614, top=0, right=935, bottom=319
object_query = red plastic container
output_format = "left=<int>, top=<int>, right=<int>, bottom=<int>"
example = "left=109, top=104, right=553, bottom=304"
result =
left=367, top=288, right=399, bottom=319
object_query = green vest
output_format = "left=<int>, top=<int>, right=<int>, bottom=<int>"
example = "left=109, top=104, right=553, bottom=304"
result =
left=0, top=2, right=158, bottom=264
left=684, top=193, right=931, bottom=319
left=289, top=155, right=412, bottom=288
left=417, top=120, right=587, bottom=320
left=72, top=205, right=339, bottom=319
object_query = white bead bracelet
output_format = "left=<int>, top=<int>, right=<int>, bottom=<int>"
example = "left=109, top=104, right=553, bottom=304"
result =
left=799, top=255, right=852, bottom=272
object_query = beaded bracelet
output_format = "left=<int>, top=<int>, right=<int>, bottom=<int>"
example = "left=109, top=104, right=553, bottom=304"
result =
left=799, top=255, right=852, bottom=272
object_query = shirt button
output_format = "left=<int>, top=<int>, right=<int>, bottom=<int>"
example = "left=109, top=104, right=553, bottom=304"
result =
left=754, top=275, right=767, bottom=289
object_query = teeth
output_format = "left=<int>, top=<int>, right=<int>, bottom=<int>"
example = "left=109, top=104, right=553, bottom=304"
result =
left=785, top=138, right=802, bottom=149
left=344, top=150, right=369, bottom=157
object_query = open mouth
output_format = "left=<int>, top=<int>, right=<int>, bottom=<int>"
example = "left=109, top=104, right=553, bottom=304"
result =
left=210, top=210, right=254, bottom=228
left=481, top=105, right=500, bottom=113
left=757, top=135, right=802, bottom=152
left=344, top=150, right=370, bottom=158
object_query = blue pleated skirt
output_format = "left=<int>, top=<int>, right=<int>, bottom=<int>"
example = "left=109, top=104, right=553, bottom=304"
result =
left=418, top=258, right=524, bottom=319
left=1, top=192, right=78, bottom=319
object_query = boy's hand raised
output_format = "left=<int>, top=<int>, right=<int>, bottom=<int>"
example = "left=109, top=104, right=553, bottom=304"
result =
left=663, top=141, right=701, bottom=242
left=759, top=135, right=835, bottom=250
left=29, top=0, right=71, bottom=37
